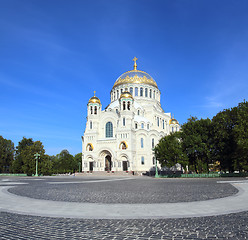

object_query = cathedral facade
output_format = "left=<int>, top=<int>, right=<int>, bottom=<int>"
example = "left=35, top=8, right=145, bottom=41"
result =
left=81, top=58, right=180, bottom=173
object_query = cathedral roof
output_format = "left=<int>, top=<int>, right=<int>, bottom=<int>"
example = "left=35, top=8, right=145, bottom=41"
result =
left=88, top=91, right=101, bottom=104
left=113, top=57, right=158, bottom=89
left=120, top=91, right=133, bottom=100
left=169, top=118, right=179, bottom=125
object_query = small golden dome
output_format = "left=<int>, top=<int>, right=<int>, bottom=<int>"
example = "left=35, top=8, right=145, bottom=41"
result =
left=120, top=91, right=133, bottom=99
left=169, top=118, right=179, bottom=125
left=88, top=91, right=101, bottom=104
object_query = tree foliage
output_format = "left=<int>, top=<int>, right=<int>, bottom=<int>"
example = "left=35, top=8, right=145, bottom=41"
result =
left=154, top=132, right=187, bottom=169
left=180, top=117, right=212, bottom=173
left=0, top=136, right=14, bottom=173
left=154, top=101, right=248, bottom=173
left=52, top=149, right=78, bottom=174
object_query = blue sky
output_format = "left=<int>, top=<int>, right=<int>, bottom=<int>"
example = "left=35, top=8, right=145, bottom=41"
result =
left=1, top=0, right=248, bottom=155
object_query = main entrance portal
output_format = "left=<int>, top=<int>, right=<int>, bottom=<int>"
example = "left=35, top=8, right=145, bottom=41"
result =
left=105, top=155, right=112, bottom=171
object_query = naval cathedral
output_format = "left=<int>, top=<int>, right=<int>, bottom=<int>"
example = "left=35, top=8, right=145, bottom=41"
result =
left=82, top=58, right=180, bottom=173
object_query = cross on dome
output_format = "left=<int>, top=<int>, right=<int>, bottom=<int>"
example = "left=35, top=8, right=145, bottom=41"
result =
left=133, top=57, right=138, bottom=70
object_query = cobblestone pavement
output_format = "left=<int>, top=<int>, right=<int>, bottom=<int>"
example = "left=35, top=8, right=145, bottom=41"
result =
left=0, top=211, right=247, bottom=239
left=7, top=177, right=239, bottom=203
left=0, top=176, right=247, bottom=239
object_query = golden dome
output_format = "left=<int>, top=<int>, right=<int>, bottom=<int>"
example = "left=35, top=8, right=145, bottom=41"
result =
left=120, top=91, right=134, bottom=99
left=169, top=118, right=179, bottom=125
left=113, top=57, right=158, bottom=88
left=88, top=91, right=101, bottom=104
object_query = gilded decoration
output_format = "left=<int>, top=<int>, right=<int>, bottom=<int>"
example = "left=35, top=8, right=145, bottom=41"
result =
left=120, top=91, right=134, bottom=100
left=88, top=91, right=101, bottom=104
left=113, top=70, right=158, bottom=88
left=169, top=119, right=179, bottom=125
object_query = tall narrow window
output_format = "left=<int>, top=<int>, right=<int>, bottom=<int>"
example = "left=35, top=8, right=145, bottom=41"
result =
left=121, top=89, right=123, bottom=93
left=141, top=123, right=144, bottom=129
left=123, top=118, right=125, bottom=126
left=172, top=127, right=174, bottom=133
left=141, top=156, right=144, bottom=165
left=90, top=121, right=92, bottom=129
left=94, top=106, right=97, bottom=114
left=163, top=120, right=165, bottom=129
left=141, top=138, right=144, bottom=148
left=150, top=89, right=152, bottom=98
left=138, top=110, right=140, bottom=115
left=106, top=122, right=113, bottom=138
left=90, top=106, right=93, bottom=114
left=153, top=90, right=155, bottom=99
left=140, top=87, right=143, bottom=96
left=135, top=123, right=138, bottom=129
left=135, top=87, right=138, bottom=96
left=123, top=101, right=126, bottom=110
left=117, top=90, right=119, bottom=99
left=114, top=91, right=116, bottom=100
left=130, top=87, right=133, bottom=95
left=157, top=117, right=159, bottom=127
left=147, top=124, right=149, bottom=130
left=145, top=88, right=148, bottom=97
left=127, top=101, right=130, bottom=110
left=152, top=157, right=155, bottom=165
left=152, top=138, right=154, bottom=148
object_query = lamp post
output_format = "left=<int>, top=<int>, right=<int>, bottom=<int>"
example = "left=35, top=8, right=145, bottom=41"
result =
left=155, top=156, right=159, bottom=178
left=34, top=153, right=40, bottom=177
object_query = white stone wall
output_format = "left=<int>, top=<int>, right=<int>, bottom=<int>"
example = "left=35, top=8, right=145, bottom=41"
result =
left=82, top=82, right=180, bottom=173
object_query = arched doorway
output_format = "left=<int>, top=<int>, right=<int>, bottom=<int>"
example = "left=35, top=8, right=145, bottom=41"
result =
left=121, top=155, right=128, bottom=171
left=105, top=155, right=112, bottom=171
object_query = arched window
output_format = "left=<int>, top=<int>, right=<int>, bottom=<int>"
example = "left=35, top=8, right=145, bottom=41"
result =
left=135, top=87, right=138, bottom=96
left=120, top=141, right=127, bottom=150
left=94, top=106, right=97, bottom=114
left=114, top=91, right=116, bottom=100
left=153, top=90, right=155, bottom=99
left=145, top=88, right=148, bottom=97
left=90, top=106, right=93, bottom=114
left=152, top=138, right=154, bottom=148
left=172, top=127, right=174, bottom=133
left=130, top=87, right=133, bottom=95
left=86, top=143, right=93, bottom=151
left=150, top=89, right=152, bottom=98
left=117, top=90, right=119, bottom=99
left=162, top=120, right=165, bottom=129
left=141, top=156, right=144, bottom=165
left=135, top=123, right=138, bottom=129
left=140, top=87, right=143, bottom=96
left=123, top=118, right=125, bottom=126
left=147, top=124, right=149, bottom=130
left=141, top=138, right=144, bottom=148
left=138, top=110, right=140, bottom=115
left=123, top=101, right=126, bottom=110
left=157, top=117, right=159, bottom=127
left=127, top=101, right=130, bottom=110
left=90, top=121, right=92, bottom=129
left=106, top=122, right=113, bottom=138
left=141, top=123, right=144, bottom=129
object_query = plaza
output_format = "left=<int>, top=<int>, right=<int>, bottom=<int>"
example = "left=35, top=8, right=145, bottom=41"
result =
left=0, top=175, right=248, bottom=239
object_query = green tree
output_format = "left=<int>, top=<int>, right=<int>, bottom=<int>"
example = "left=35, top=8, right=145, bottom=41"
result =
left=12, top=137, right=34, bottom=173
left=212, top=108, right=238, bottom=172
left=53, top=150, right=77, bottom=174
left=234, top=100, right=248, bottom=171
left=0, top=136, right=14, bottom=173
left=74, top=153, right=82, bottom=172
left=154, top=132, right=188, bottom=169
left=12, top=137, right=52, bottom=175
left=180, top=117, right=212, bottom=173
